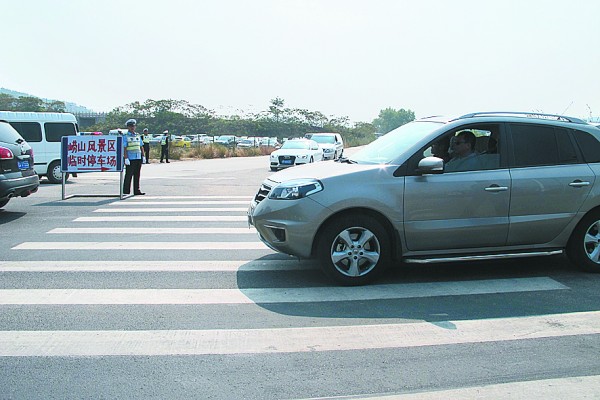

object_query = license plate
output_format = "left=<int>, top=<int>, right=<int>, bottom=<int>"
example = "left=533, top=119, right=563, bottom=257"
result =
left=281, top=159, right=292, bottom=165
left=17, top=160, right=29, bottom=170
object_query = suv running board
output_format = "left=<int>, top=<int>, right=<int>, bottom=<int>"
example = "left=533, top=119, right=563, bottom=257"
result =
left=404, top=250, right=563, bottom=264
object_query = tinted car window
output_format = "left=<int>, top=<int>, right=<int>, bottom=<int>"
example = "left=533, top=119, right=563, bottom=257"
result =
left=574, top=129, right=600, bottom=163
left=44, top=122, right=77, bottom=142
left=511, top=124, right=578, bottom=167
left=8, top=122, right=42, bottom=142
left=0, top=122, right=26, bottom=143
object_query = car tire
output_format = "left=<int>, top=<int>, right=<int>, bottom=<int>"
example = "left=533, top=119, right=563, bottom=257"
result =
left=0, top=198, right=9, bottom=209
left=317, top=214, right=391, bottom=286
left=47, top=161, right=65, bottom=184
left=567, top=210, right=600, bottom=272
left=270, top=167, right=278, bottom=171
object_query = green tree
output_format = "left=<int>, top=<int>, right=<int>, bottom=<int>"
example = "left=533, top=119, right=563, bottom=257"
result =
left=372, top=108, right=415, bottom=134
left=0, top=93, right=16, bottom=110
left=14, top=96, right=45, bottom=112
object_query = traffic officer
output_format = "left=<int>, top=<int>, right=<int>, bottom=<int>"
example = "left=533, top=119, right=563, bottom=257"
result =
left=141, top=128, right=151, bottom=164
left=160, top=130, right=170, bottom=163
left=122, top=118, right=146, bottom=195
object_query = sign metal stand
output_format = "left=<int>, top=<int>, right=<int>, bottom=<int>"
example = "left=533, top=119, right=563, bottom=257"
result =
left=60, top=135, right=131, bottom=200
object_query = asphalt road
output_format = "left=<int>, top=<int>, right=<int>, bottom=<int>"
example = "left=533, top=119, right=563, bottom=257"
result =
left=1, top=152, right=600, bottom=399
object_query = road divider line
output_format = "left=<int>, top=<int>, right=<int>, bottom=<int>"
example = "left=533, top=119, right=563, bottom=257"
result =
left=74, top=216, right=248, bottom=222
left=0, top=310, right=596, bottom=356
left=12, top=241, right=269, bottom=250
left=0, top=277, right=567, bottom=304
left=48, top=227, right=257, bottom=234
left=0, top=260, right=310, bottom=272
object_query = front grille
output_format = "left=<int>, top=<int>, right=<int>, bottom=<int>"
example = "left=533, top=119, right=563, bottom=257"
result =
left=279, top=155, right=296, bottom=165
left=254, top=182, right=272, bottom=203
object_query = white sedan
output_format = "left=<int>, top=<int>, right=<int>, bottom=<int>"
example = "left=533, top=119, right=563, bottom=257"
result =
left=269, top=139, right=323, bottom=171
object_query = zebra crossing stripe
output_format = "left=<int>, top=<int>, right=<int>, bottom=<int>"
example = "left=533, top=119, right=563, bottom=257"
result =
left=313, top=375, right=600, bottom=400
left=93, top=207, right=248, bottom=212
left=0, top=310, right=597, bottom=356
left=48, top=227, right=257, bottom=234
left=108, top=201, right=251, bottom=205
left=125, top=196, right=252, bottom=199
left=0, top=260, right=309, bottom=272
left=12, top=241, right=269, bottom=250
left=74, top=216, right=248, bottom=222
left=0, top=278, right=567, bottom=304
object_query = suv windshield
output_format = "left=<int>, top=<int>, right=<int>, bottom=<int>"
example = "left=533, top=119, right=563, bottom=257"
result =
left=351, top=121, right=443, bottom=164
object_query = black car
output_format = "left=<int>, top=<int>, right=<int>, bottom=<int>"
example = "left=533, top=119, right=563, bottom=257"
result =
left=0, top=120, right=39, bottom=209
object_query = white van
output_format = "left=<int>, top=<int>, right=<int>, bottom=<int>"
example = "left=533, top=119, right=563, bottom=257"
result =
left=0, top=112, right=79, bottom=183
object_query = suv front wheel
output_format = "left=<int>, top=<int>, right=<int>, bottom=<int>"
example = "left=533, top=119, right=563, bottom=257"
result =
left=317, top=215, right=390, bottom=285
left=567, top=210, right=600, bottom=272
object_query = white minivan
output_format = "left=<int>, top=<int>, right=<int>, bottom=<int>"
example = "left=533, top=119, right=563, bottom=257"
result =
left=0, top=112, right=79, bottom=183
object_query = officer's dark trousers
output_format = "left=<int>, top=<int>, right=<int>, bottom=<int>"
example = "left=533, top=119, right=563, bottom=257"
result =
left=143, top=143, right=150, bottom=163
left=160, top=145, right=169, bottom=162
left=123, top=158, right=142, bottom=194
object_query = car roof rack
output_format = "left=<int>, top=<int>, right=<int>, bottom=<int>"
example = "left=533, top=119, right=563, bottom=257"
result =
left=455, top=111, right=587, bottom=124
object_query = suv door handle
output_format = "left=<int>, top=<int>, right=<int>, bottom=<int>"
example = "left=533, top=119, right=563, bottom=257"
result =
left=484, top=184, right=508, bottom=192
left=569, top=180, right=591, bottom=187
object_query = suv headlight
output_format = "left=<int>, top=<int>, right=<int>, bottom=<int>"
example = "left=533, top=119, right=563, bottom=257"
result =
left=323, top=148, right=333, bottom=153
left=269, top=179, right=323, bottom=200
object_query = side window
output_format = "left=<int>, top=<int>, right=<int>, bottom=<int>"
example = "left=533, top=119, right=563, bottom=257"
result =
left=511, top=124, right=578, bottom=167
left=573, top=129, right=600, bottom=163
left=8, top=122, right=42, bottom=142
left=44, top=122, right=77, bottom=142
left=410, top=123, right=502, bottom=174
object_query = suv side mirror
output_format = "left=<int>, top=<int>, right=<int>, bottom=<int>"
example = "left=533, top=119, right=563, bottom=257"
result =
left=417, top=156, right=444, bottom=174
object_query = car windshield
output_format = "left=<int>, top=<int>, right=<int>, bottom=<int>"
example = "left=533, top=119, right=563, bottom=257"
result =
left=281, top=140, right=309, bottom=150
left=350, top=121, right=443, bottom=164
left=311, top=135, right=335, bottom=144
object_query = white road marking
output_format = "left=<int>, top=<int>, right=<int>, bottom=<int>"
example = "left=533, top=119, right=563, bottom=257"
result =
left=48, top=227, right=256, bottom=234
left=74, top=216, right=248, bottom=222
left=12, top=241, right=269, bottom=250
left=0, top=278, right=567, bottom=304
left=125, top=196, right=252, bottom=199
left=0, top=260, right=309, bottom=272
left=93, top=207, right=248, bottom=212
left=307, top=375, right=600, bottom=400
left=0, top=310, right=596, bottom=356
left=108, top=201, right=251, bottom=205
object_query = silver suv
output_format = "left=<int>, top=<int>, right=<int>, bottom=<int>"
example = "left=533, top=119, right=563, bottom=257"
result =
left=249, top=112, right=600, bottom=285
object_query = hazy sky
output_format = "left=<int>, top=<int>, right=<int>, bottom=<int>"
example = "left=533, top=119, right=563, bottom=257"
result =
left=2, top=0, right=599, bottom=123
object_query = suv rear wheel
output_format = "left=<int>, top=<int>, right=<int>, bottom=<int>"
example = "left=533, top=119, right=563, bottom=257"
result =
left=317, top=215, right=390, bottom=285
left=567, top=210, right=600, bottom=272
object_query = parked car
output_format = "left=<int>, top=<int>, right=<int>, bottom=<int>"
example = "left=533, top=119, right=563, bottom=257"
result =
left=0, top=120, right=39, bottom=209
left=190, top=134, right=211, bottom=146
left=0, top=111, right=78, bottom=184
left=249, top=111, right=600, bottom=285
left=171, top=136, right=192, bottom=148
left=260, top=137, right=281, bottom=148
left=214, top=135, right=237, bottom=146
left=269, top=138, right=322, bottom=171
left=309, top=132, right=344, bottom=160
left=238, top=137, right=260, bottom=148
